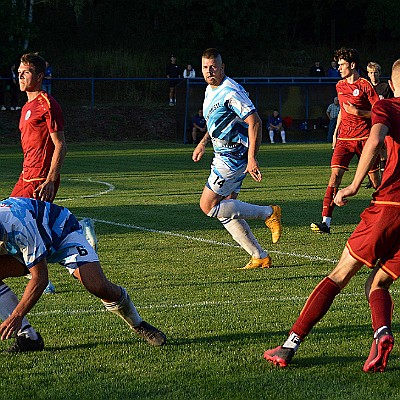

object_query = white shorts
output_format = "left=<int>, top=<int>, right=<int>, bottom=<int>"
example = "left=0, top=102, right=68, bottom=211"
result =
left=206, top=157, right=247, bottom=197
left=47, top=231, right=99, bottom=274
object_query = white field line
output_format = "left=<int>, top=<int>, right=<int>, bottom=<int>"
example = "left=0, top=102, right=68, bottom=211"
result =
left=30, top=290, right=399, bottom=317
left=57, top=178, right=115, bottom=202
left=91, top=217, right=340, bottom=265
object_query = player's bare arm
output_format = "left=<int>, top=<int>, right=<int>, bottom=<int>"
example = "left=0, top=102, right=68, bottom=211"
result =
left=244, top=112, right=262, bottom=182
left=35, top=131, right=67, bottom=202
left=335, top=123, right=387, bottom=206
left=0, top=259, right=48, bottom=340
left=192, top=132, right=211, bottom=162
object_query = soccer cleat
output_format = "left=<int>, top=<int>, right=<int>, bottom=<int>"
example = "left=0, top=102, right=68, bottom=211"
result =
left=363, top=330, right=394, bottom=373
left=265, top=205, right=282, bottom=243
left=80, top=217, right=98, bottom=252
left=239, top=256, right=272, bottom=269
left=264, top=346, right=294, bottom=368
left=133, top=321, right=166, bottom=346
left=310, top=221, right=330, bottom=234
left=43, top=280, right=56, bottom=294
left=5, top=333, right=44, bottom=353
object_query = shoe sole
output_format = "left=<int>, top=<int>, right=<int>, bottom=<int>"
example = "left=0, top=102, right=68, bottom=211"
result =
left=363, top=335, right=394, bottom=372
left=310, top=223, right=330, bottom=234
left=263, top=348, right=289, bottom=368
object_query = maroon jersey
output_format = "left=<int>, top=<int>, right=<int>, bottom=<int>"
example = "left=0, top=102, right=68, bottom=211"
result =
left=371, top=97, right=400, bottom=205
left=336, top=77, right=379, bottom=139
left=19, top=91, right=64, bottom=181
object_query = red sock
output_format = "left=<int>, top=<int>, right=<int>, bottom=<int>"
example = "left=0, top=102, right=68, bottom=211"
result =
left=291, top=277, right=340, bottom=340
left=369, top=288, right=393, bottom=331
left=322, top=186, right=337, bottom=218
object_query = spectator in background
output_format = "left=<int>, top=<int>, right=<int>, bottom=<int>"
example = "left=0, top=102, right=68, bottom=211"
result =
left=9, top=63, right=21, bottom=111
left=326, top=96, right=340, bottom=142
left=310, top=61, right=325, bottom=77
left=326, top=61, right=340, bottom=78
left=191, top=108, right=206, bottom=144
left=42, top=61, right=52, bottom=95
left=267, top=109, right=286, bottom=143
left=183, top=64, right=196, bottom=78
left=166, top=55, right=181, bottom=106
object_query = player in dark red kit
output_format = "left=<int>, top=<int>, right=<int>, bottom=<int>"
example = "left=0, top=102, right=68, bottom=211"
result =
left=11, top=52, right=66, bottom=203
left=311, top=48, right=380, bottom=234
left=264, top=58, right=400, bottom=373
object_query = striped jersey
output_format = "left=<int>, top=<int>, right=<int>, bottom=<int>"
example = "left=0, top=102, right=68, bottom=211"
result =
left=203, top=76, right=256, bottom=167
left=0, top=197, right=80, bottom=269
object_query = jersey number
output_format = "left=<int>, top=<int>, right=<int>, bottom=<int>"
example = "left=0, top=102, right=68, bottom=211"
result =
left=76, top=246, right=88, bottom=256
left=213, top=176, right=225, bottom=188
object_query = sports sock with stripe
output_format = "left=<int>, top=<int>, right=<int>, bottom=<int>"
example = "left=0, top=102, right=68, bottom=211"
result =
left=0, top=282, right=38, bottom=340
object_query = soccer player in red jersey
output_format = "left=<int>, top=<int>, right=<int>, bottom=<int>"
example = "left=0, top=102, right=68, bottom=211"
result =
left=311, top=48, right=380, bottom=234
left=11, top=52, right=66, bottom=203
left=264, top=58, right=400, bottom=372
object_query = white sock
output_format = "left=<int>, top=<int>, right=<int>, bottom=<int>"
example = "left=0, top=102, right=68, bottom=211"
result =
left=283, top=332, right=301, bottom=351
left=281, top=130, right=286, bottom=143
left=269, top=131, right=274, bottom=143
left=102, top=286, right=142, bottom=329
left=208, top=200, right=272, bottom=220
left=219, top=218, right=268, bottom=259
left=0, top=283, right=38, bottom=340
left=322, top=216, right=331, bottom=227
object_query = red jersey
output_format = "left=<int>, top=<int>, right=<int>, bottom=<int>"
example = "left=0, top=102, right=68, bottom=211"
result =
left=371, top=97, right=400, bottom=205
left=336, top=77, right=379, bottom=139
left=19, top=91, right=64, bottom=181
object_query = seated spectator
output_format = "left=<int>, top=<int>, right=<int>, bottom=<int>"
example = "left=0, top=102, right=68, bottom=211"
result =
left=326, top=61, right=340, bottom=78
left=191, top=108, right=206, bottom=144
left=183, top=64, right=196, bottom=78
left=309, top=61, right=325, bottom=77
left=267, top=109, right=286, bottom=143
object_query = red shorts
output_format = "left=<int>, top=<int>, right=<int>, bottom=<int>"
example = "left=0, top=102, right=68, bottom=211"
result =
left=346, top=204, right=400, bottom=280
left=331, top=139, right=380, bottom=172
left=10, top=174, right=60, bottom=201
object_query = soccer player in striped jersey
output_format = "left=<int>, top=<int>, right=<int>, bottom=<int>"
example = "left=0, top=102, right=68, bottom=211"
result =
left=192, top=48, right=282, bottom=270
left=265, top=58, right=400, bottom=373
left=0, top=197, right=166, bottom=352
left=311, top=48, right=380, bottom=234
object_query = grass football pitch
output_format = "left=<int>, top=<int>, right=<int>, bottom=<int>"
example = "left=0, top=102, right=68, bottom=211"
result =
left=0, top=141, right=399, bottom=400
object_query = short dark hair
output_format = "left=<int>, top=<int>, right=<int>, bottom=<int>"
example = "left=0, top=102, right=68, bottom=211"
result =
left=202, top=48, right=221, bottom=60
left=334, top=47, right=360, bottom=69
left=20, top=52, right=46, bottom=74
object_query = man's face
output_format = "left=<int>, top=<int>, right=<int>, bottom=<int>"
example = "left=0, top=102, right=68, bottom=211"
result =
left=18, top=63, right=42, bottom=92
left=337, top=59, right=353, bottom=79
left=202, top=57, right=225, bottom=87
left=367, top=68, right=380, bottom=85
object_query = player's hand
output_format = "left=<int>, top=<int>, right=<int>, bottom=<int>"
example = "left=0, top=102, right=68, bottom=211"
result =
left=245, top=159, right=262, bottom=182
left=334, top=185, right=358, bottom=207
left=0, top=313, right=23, bottom=340
left=192, top=143, right=205, bottom=162
left=34, top=181, right=55, bottom=202
left=343, top=101, right=358, bottom=116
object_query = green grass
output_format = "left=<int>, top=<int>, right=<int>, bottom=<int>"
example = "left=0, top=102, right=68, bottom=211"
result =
left=0, top=141, right=399, bottom=400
